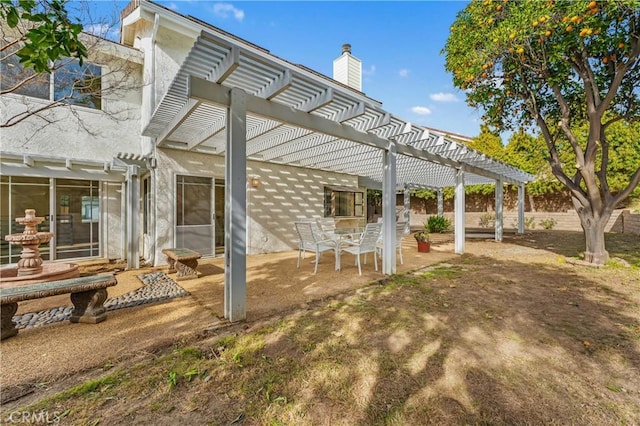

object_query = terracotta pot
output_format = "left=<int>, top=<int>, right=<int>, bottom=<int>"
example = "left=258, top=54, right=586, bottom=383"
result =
left=417, top=241, right=431, bottom=253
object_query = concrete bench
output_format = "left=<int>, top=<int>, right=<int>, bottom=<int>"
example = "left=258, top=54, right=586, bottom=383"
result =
left=162, top=248, right=201, bottom=281
left=0, top=274, right=117, bottom=340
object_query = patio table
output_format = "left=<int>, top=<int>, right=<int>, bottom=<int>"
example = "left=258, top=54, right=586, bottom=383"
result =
left=332, top=227, right=365, bottom=271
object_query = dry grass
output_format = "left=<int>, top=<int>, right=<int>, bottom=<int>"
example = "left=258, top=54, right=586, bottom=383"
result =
left=2, top=231, right=639, bottom=425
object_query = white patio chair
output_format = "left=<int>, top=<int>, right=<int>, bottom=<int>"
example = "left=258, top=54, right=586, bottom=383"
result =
left=376, top=222, right=406, bottom=265
left=294, top=221, right=337, bottom=274
left=316, top=217, right=336, bottom=238
left=340, top=223, right=382, bottom=275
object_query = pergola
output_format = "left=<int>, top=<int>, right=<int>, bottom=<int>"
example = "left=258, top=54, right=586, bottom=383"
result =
left=143, top=30, right=534, bottom=322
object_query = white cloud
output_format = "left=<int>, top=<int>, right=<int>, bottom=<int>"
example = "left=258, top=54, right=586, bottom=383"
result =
left=213, top=3, right=245, bottom=22
left=411, top=106, right=432, bottom=115
left=167, top=2, right=179, bottom=10
left=398, top=69, right=410, bottom=78
left=362, top=64, right=376, bottom=77
left=84, top=23, right=118, bottom=41
left=429, top=92, right=459, bottom=102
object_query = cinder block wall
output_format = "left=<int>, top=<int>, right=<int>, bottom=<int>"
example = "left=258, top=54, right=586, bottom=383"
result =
left=622, top=210, right=640, bottom=235
left=409, top=210, right=634, bottom=233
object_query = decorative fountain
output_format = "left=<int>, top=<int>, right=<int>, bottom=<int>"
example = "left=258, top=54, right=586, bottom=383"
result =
left=1, top=209, right=79, bottom=287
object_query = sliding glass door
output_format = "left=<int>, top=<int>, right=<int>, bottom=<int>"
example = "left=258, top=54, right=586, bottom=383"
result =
left=0, top=176, right=51, bottom=264
left=0, top=176, right=100, bottom=264
left=55, top=179, right=100, bottom=259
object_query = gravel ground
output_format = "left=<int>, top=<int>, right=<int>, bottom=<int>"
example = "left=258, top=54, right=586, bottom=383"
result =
left=12, top=272, right=189, bottom=330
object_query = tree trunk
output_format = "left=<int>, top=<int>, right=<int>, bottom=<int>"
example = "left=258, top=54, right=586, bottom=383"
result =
left=576, top=208, right=611, bottom=265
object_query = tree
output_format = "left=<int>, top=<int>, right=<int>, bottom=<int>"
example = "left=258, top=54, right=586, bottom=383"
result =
left=504, top=130, right=567, bottom=196
left=467, top=124, right=505, bottom=160
left=1, top=0, right=137, bottom=135
left=0, top=0, right=87, bottom=73
left=444, top=0, right=640, bottom=265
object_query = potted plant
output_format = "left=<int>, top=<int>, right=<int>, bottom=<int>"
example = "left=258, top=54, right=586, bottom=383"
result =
left=414, top=228, right=431, bottom=253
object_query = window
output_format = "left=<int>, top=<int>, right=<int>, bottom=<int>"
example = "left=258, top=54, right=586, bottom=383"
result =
left=1, top=45, right=102, bottom=110
left=81, top=196, right=99, bottom=223
left=0, top=48, right=49, bottom=99
left=54, top=59, right=102, bottom=109
left=324, top=186, right=364, bottom=217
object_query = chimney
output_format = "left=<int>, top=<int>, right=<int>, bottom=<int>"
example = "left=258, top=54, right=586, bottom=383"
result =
left=333, top=43, right=362, bottom=92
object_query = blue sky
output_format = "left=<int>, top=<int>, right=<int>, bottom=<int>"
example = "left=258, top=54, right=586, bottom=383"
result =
left=90, top=1, right=483, bottom=138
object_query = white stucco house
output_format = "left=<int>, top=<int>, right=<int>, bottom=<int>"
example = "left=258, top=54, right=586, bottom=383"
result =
left=0, top=0, right=533, bottom=321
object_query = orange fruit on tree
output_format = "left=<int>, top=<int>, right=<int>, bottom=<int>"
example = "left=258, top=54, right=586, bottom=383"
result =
left=588, top=1, right=597, bottom=9
left=618, top=42, right=625, bottom=48
left=566, top=25, right=573, bottom=32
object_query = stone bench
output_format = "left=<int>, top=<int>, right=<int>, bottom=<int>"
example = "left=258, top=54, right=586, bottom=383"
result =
left=162, top=248, right=201, bottom=281
left=0, top=274, right=117, bottom=340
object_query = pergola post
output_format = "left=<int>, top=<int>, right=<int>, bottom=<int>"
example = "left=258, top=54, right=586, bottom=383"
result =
left=382, top=141, right=397, bottom=274
left=403, top=184, right=410, bottom=235
left=454, top=169, right=465, bottom=254
left=517, top=183, right=525, bottom=234
left=437, top=188, right=444, bottom=217
left=126, top=165, right=140, bottom=270
left=495, top=179, right=504, bottom=242
left=224, top=87, right=247, bottom=322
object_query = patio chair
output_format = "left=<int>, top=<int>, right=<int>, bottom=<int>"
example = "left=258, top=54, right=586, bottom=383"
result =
left=376, top=222, right=406, bottom=265
left=294, top=221, right=337, bottom=274
left=316, top=217, right=336, bottom=238
left=340, top=222, right=382, bottom=275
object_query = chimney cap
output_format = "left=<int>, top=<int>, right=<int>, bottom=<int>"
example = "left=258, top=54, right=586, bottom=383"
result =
left=342, top=43, right=351, bottom=54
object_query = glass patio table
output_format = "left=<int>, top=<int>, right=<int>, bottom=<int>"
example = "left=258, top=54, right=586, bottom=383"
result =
left=331, top=227, right=365, bottom=271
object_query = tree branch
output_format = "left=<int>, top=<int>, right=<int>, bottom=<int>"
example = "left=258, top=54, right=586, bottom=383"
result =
left=1, top=98, right=68, bottom=128
left=597, top=32, right=640, bottom=117
left=611, top=164, right=640, bottom=208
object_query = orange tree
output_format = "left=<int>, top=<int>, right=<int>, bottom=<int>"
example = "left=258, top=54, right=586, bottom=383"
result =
left=443, top=0, right=640, bottom=265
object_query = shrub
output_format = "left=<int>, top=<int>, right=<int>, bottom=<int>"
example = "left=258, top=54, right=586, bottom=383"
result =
left=525, top=217, right=536, bottom=230
left=510, top=216, right=536, bottom=230
left=479, top=212, right=495, bottom=228
left=426, top=215, right=451, bottom=233
left=414, top=221, right=431, bottom=242
left=539, top=218, right=557, bottom=230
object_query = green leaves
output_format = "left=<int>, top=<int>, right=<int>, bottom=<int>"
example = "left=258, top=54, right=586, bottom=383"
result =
left=1, top=0, right=87, bottom=73
left=444, top=0, right=640, bottom=132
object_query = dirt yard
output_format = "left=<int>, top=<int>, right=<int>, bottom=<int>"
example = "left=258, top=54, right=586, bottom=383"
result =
left=1, top=230, right=638, bottom=425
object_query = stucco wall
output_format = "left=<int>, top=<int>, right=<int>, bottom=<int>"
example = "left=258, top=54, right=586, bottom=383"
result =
left=152, top=148, right=361, bottom=265
left=1, top=64, right=143, bottom=161
left=153, top=27, right=195, bottom=108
